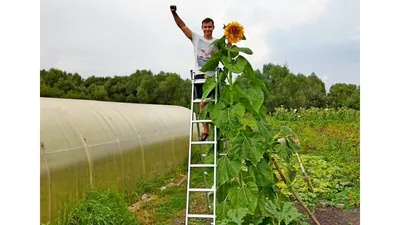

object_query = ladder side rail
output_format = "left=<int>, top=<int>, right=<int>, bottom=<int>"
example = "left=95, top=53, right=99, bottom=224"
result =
left=185, top=70, right=196, bottom=225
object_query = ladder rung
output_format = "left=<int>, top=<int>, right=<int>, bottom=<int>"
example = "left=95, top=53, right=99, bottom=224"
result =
left=190, top=164, right=215, bottom=168
left=191, top=141, right=216, bottom=145
left=189, top=188, right=215, bottom=192
left=187, top=214, right=215, bottom=219
left=193, top=98, right=214, bottom=103
left=193, top=79, right=206, bottom=84
left=192, top=119, right=212, bottom=123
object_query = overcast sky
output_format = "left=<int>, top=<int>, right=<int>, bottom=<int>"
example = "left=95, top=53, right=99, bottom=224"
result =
left=40, top=0, right=359, bottom=90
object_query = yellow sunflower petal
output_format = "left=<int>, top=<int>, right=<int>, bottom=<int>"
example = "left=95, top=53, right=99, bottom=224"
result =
left=224, top=21, right=245, bottom=44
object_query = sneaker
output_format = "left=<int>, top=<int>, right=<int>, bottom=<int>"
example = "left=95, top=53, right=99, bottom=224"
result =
left=199, top=133, right=209, bottom=141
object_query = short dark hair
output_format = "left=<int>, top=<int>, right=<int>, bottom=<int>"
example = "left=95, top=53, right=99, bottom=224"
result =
left=202, top=18, right=214, bottom=26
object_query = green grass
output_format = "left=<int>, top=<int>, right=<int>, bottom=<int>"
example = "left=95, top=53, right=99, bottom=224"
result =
left=43, top=165, right=190, bottom=225
left=154, top=194, right=186, bottom=222
left=43, top=163, right=208, bottom=225
left=44, top=189, right=140, bottom=225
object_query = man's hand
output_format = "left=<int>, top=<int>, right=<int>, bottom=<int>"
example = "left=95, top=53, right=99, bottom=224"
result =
left=170, top=5, right=177, bottom=13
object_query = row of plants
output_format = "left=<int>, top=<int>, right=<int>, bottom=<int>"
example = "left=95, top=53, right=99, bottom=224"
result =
left=270, top=107, right=360, bottom=124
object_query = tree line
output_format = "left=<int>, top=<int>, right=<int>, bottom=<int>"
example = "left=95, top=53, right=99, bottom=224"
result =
left=40, top=63, right=360, bottom=111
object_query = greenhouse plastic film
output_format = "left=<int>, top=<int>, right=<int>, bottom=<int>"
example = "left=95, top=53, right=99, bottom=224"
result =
left=40, top=98, right=195, bottom=223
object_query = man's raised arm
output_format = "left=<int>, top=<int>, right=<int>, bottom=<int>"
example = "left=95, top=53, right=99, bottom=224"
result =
left=170, top=5, right=192, bottom=41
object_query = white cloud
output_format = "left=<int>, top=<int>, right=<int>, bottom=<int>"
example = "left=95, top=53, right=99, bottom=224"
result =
left=321, top=75, right=329, bottom=83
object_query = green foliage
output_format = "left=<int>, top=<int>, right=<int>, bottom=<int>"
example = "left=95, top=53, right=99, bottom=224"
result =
left=277, top=155, right=360, bottom=209
left=40, top=69, right=193, bottom=108
left=217, top=156, right=242, bottom=186
left=263, top=200, right=306, bottom=225
left=269, top=112, right=360, bottom=209
left=255, top=64, right=359, bottom=112
left=47, top=190, right=140, bottom=225
left=327, top=83, right=360, bottom=110
left=40, top=65, right=359, bottom=112
left=44, top=166, right=190, bottom=225
left=200, top=33, right=308, bottom=225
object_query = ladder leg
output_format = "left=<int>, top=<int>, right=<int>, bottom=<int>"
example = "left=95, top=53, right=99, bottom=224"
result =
left=212, top=74, right=218, bottom=225
left=213, top=124, right=217, bottom=225
left=185, top=74, right=196, bottom=225
left=196, top=110, right=212, bottom=214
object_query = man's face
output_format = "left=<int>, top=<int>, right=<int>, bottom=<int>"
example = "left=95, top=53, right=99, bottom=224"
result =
left=202, top=22, right=214, bottom=36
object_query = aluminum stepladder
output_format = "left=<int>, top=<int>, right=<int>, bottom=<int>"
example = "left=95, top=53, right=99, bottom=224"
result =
left=185, top=70, right=218, bottom=225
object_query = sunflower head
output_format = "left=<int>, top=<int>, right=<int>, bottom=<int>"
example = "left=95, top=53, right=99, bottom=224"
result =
left=224, top=21, right=245, bottom=44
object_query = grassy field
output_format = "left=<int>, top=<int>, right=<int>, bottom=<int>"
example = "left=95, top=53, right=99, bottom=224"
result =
left=44, top=107, right=360, bottom=225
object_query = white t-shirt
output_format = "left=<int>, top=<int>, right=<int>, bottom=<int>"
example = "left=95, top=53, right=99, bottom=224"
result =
left=191, top=32, right=218, bottom=76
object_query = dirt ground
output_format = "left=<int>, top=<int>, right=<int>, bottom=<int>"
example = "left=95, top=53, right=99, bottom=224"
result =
left=171, top=204, right=360, bottom=225
left=300, top=204, right=360, bottom=225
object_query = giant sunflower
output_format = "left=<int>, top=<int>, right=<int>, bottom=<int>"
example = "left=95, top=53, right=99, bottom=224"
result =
left=224, top=21, right=245, bottom=44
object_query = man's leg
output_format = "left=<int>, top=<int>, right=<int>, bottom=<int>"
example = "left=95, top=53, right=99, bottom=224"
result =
left=199, top=101, right=209, bottom=141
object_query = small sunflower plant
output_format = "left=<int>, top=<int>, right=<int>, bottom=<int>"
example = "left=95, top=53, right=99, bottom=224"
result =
left=198, top=22, right=307, bottom=224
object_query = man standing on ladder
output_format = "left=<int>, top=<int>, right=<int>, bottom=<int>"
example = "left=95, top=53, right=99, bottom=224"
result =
left=170, top=5, right=217, bottom=141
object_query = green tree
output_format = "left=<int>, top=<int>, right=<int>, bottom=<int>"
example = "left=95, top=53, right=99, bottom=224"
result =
left=259, top=63, right=292, bottom=111
left=40, top=68, right=68, bottom=87
left=257, top=64, right=328, bottom=111
left=136, top=75, right=156, bottom=103
left=156, top=73, right=182, bottom=105
left=39, top=66, right=358, bottom=111
left=54, top=78, right=76, bottom=95
left=89, top=84, right=108, bottom=101
left=304, top=73, right=327, bottom=108
left=83, top=76, right=110, bottom=88
left=40, top=76, right=64, bottom=97
left=327, top=83, right=360, bottom=109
